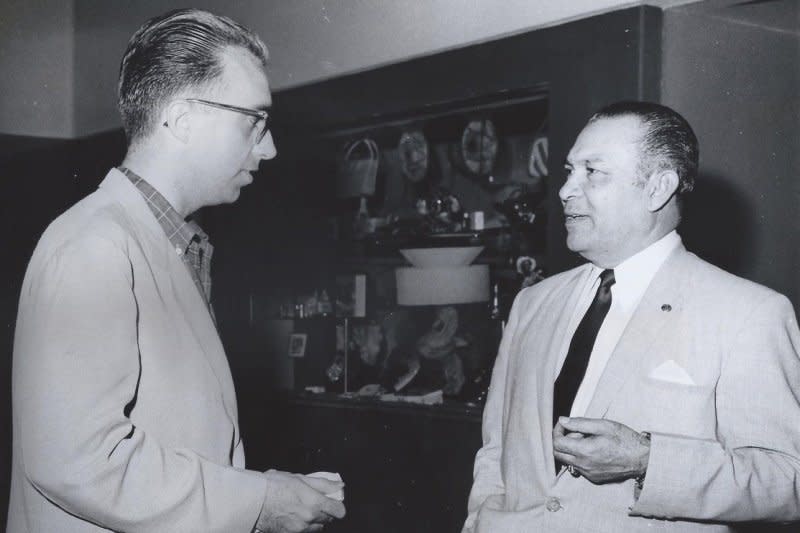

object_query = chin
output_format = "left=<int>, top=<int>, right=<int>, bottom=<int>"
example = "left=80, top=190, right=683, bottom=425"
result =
left=227, top=189, right=242, bottom=203
left=209, top=189, right=241, bottom=206
left=566, top=234, right=595, bottom=257
left=565, top=231, right=583, bottom=251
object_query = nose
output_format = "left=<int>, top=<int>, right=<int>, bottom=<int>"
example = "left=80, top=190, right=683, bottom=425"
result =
left=253, top=130, right=277, bottom=160
left=558, top=170, right=580, bottom=204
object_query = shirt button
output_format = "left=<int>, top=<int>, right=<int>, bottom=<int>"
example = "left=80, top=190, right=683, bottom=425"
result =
left=546, top=496, right=562, bottom=512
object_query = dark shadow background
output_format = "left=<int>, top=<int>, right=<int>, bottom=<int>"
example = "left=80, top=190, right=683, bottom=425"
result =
left=681, top=172, right=756, bottom=273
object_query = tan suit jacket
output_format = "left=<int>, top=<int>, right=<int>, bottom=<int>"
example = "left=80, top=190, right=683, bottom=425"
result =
left=7, top=169, right=266, bottom=532
left=464, top=244, right=800, bottom=532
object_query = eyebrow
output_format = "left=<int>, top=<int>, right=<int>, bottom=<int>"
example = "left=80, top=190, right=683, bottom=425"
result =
left=564, top=156, right=606, bottom=166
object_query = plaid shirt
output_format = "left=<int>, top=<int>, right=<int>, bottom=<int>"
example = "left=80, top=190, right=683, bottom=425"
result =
left=118, top=167, right=214, bottom=314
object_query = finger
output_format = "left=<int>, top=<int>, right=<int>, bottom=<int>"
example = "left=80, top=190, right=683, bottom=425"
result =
left=553, top=434, right=586, bottom=455
left=559, top=416, right=613, bottom=435
left=302, top=475, right=345, bottom=494
left=553, top=450, right=578, bottom=465
left=554, top=417, right=587, bottom=437
left=318, top=499, right=346, bottom=520
left=285, top=517, right=309, bottom=533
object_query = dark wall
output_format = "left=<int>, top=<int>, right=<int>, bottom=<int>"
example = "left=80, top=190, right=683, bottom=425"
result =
left=662, top=8, right=800, bottom=309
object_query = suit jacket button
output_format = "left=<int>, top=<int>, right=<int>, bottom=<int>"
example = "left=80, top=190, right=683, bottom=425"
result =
left=546, top=496, right=562, bottom=512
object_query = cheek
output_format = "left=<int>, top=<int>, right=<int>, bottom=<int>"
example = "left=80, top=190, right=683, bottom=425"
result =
left=585, top=194, right=624, bottom=234
left=601, top=195, right=647, bottom=235
left=204, top=125, right=253, bottom=157
left=208, top=144, right=252, bottom=173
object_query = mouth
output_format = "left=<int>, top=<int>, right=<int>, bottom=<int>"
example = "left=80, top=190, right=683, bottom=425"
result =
left=563, top=213, right=591, bottom=229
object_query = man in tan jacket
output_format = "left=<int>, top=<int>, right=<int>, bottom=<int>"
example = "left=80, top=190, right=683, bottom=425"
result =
left=8, top=9, right=345, bottom=533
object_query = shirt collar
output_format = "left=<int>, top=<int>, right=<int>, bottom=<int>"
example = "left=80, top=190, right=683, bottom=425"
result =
left=589, top=230, right=681, bottom=311
left=118, top=166, right=207, bottom=255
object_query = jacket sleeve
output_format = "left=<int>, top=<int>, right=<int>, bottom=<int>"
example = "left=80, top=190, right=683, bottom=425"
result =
left=630, top=292, right=800, bottom=522
left=462, top=291, right=525, bottom=532
left=13, top=234, right=267, bottom=532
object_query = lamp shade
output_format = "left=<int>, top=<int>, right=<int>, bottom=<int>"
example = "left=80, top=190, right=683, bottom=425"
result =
left=396, top=265, right=490, bottom=305
left=399, top=246, right=483, bottom=268
left=396, top=245, right=490, bottom=306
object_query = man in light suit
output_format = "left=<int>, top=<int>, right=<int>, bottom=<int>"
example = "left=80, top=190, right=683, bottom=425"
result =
left=463, top=101, right=800, bottom=532
left=8, top=9, right=345, bottom=533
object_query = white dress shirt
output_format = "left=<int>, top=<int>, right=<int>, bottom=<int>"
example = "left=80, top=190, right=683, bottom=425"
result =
left=556, top=230, right=682, bottom=417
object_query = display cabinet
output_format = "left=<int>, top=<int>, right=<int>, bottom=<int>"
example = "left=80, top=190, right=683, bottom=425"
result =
left=231, top=387, right=482, bottom=533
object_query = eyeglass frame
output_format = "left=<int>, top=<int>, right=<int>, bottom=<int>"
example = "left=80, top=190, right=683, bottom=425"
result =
left=183, top=98, right=271, bottom=144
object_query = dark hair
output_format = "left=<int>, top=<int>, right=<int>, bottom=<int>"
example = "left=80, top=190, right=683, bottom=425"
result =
left=590, top=101, right=698, bottom=195
left=118, top=9, right=269, bottom=145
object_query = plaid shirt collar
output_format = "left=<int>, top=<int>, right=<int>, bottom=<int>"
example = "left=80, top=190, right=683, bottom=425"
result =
left=118, top=166, right=207, bottom=254
left=117, top=166, right=214, bottom=309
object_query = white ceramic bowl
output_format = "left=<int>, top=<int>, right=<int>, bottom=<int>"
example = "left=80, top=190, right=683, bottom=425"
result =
left=399, top=246, right=484, bottom=267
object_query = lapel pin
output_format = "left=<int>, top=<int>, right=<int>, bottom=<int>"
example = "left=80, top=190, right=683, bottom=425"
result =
left=661, top=304, right=672, bottom=312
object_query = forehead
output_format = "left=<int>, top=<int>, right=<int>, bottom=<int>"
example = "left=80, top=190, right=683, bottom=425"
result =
left=567, top=115, right=643, bottom=164
left=215, top=46, right=271, bottom=107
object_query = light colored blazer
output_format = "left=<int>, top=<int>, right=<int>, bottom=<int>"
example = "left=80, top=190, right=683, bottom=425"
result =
left=7, top=169, right=266, bottom=532
left=464, top=244, right=800, bottom=532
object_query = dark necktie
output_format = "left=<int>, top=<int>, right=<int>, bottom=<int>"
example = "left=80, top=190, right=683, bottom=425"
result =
left=553, top=268, right=616, bottom=426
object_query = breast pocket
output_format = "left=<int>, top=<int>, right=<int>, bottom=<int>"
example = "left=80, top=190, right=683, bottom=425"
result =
left=624, top=377, right=717, bottom=438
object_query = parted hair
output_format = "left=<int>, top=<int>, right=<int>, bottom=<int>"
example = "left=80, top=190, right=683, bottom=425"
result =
left=118, top=8, right=269, bottom=145
left=591, top=101, right=698, bottom=195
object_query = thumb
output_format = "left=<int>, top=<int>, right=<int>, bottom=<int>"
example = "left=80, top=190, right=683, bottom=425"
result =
left=302, top=474, right=344, bottom=494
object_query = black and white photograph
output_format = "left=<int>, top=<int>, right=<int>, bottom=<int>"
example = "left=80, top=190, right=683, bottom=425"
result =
left=1, top=1, right=799, bottom=532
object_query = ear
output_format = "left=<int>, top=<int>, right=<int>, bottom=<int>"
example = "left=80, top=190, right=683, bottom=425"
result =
left=161, top=100, right=193, bottom=144
left=645, top=169, right=679, bottom=212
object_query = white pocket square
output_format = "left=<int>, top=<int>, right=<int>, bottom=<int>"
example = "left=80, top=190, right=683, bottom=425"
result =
left=648, top=359, right=696, bottom=385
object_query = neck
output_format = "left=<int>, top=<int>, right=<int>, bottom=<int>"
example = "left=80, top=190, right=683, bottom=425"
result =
left=591, top=225, right=678, bottom=269
left=595, top=201, right=681, bottom=268
left=121, top=149, right=194, bottom=218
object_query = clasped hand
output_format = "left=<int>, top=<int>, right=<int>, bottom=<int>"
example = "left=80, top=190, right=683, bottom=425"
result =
left=257, top=470, right=346, bottom=533
left=553, top=417, right=649, bottom=484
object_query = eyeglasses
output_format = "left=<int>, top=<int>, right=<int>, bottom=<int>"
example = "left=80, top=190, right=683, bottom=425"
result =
left=184, top=98, right=271, bottom=144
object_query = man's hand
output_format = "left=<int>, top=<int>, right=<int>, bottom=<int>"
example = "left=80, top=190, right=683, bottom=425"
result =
left=255, top=470, right=346, bottom=533
left=553, top=417, right=650, bottom=484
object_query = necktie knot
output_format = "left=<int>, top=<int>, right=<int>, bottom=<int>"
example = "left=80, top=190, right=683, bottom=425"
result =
left=595, top=269, right=615, bottom=305
left=599, top=268, right=615, bottom=288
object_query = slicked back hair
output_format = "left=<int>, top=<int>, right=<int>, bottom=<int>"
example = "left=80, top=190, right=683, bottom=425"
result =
left=590, top=101, right=698, bottom=197
left=118, top=8, right=269, bottom=145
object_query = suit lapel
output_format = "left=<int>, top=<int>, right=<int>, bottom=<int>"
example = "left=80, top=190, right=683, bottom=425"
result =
left=102, top=170, right=238, bottom=423
left=583, top=245, right=689, bottom=419
left=515, top=264, right=594, bottom=465
left=523, top=264, right=595, bottom=389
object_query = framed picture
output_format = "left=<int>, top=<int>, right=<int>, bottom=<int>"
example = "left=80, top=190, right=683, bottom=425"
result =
left=288, top=333, right=308, bottom=358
